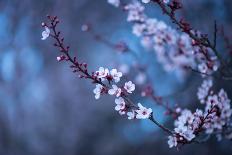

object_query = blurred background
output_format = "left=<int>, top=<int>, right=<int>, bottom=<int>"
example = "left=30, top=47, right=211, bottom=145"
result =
left=0, top=0, right=232, bottom=154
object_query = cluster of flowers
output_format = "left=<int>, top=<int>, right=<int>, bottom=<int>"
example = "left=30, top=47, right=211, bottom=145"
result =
left=167, top=79, right=232, bottom=148
left=108, top=0, right=169, bottom=7
left=204, top=89, right=232, bottom=137
left=93, top=67, right=152, bottom=119
left=41, top=18, right=153, bottom=121
left=108, top=0, right=219, bottom=75
left=42, top=11, right=232, bottom=149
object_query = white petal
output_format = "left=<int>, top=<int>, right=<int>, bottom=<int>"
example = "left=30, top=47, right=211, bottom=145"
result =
left=108, top=89, right=115, bottom=95
left=115, top=105, right=121, bottom=111
left=95, top=94, right=100, bottom=99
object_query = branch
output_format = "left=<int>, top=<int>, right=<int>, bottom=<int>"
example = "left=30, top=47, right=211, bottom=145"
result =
left=43, top=15, right=175, bottom=137
left=150, top=0, right=227, bottom=71
left=213, top=20, right=218, bottom=48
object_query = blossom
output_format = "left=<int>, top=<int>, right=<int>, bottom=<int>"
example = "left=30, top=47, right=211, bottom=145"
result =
left=132, top=24, right=146, bottom=37
left=127, top=110, right=136, bottom=120
left=141, top=0, right=150, bottom=4
left=57, top=56, right=62, bottom=62
left=197, top=79, right=213, bottom=103
left=107, top=0, right=120, bottom=7
left=174, top=125, right=195, bottom=141
left=96, top=67, right=109, bottom=80
left=136, top=103, right=152, bottom=119
left=41, top=26, right=50, bottom=40
left=110, top=69, right=122, bottom=83
left=174, top=109, right=194, bottom=127
left=218, top=89, right=229, bottom=103
left=163, top=0, right=169, bottom=4
left=205, top=94, right=219, bottom=111
left=124, top=2, right=145, bottom=22
left=56, top=55, right=66, bottom=62
left=173, top=109, right=197, bottom=142
left=204, top=89, right=232, bottom=135
left=93, top=84, right=104, bottom=99
left=183, top=130, right=195, bottom=141
left=115, top=97, right=126, bottom=114
left=124, top=81, right=135, bottom=93
left=167, top=136, right=177, bottom=148
left=119, top=110, right=126, bottom=115
left=108, top=85, right=122, bottom=97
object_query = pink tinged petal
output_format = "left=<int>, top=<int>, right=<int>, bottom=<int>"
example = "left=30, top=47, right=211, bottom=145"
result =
left=95, top=94, right=100, bottom=99
left=108, top=89, right=116, bottom=95
left=112, top=85, right=118, bottom=89
left=57, top=56, right=62, bottom=61
left=119, top=110, right=126, bottom=115
left=116, top=88, right=122, bottom=97
left=137, top=103, right=143, bottom=109
left=127, top=111, right=136, bottom=120
left=115, top=105, right=121, bottom=111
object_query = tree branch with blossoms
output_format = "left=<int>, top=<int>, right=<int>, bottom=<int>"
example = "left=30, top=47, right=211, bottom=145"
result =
left=41, top=15, right=174, bottom=136
left=41, top=0, right=232, bottom=149
left=148, top=0, right=232, bottom=79
left=81, top=22, right=181, bottom=117
left=109, top=0, right=218, bottom=79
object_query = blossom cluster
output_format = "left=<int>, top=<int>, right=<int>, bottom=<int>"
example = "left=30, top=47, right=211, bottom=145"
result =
left=108, top=0, right=169, bottom=6
left=167, top=80, right=232, bottom=148
left=93, top=67, right=152, bottom=119
left=42, top=0, right=232, bottom=148
left=204, top=89, right=232, bottom=137
left=41, top=19, right=153, bottom=121
left=108, top=0, right=219, bottom=75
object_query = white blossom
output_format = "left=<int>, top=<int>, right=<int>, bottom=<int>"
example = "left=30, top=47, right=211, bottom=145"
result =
left=141, top=0, right=150, bottom=4
left=96, top=67, right=109, bottom=80
left=136, top=103, right=152, bottom=119
left=57, top=56, right=62, bottom=62
left=110, top=69, right=122, bottom=83
left=205, top=94, right=219, bottom=111
left=107, top=0, right=120, bottom=7
left=163, top=0, right=169, bottom=4
left=127, top=110, right=136, bottom=120
left=41, top=26, right=50, bottom=40
left=108, top=85, right=122, bottom=97
left=115, top=97, right=126, bottom=111
left=124, top=2, right=145, bottom=22
left=124, top=81, right=135, bottom=93
left=93, top=84, right=104, bottom=99
left=167, top=136, right=177, bottom=148
left=198, top=63, right=208, bottom=74
left=132, top=24, right=146, bottom=37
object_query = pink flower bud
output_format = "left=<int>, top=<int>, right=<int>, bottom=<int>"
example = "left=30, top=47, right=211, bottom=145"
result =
left=57, top=55, right=65, bottom=62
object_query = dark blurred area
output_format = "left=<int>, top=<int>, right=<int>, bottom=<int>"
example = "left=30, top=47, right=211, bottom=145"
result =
left=0, top=0, right=232, bottom=155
